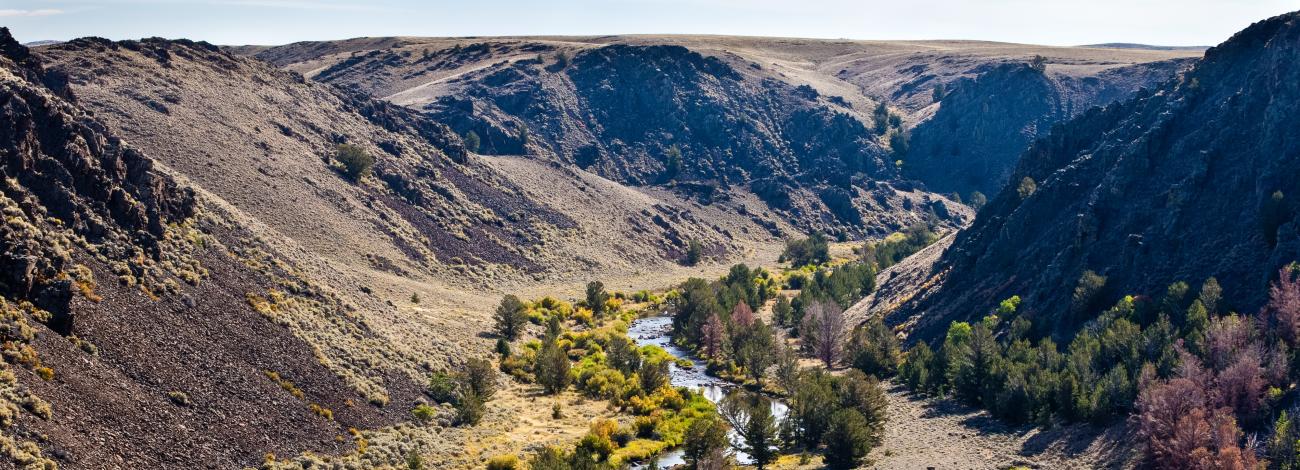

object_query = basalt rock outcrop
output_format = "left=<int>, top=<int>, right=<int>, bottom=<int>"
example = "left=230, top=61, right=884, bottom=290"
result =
left=886, top=12, right=1300, bottom=340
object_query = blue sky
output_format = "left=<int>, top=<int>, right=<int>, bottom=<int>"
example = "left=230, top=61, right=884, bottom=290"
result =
left=3, top=0, right=1297, bottom=46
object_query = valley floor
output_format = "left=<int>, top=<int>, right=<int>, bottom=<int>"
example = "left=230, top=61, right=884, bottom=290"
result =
left=866, top=383, right=1137, bottom=469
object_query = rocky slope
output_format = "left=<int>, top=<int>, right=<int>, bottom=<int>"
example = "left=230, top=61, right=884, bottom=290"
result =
left=902, top=58, right=1192, bottom=197
left=877, top=11, right=1300, bottom=340
left=249, top=36, right=1195, bottom=233
left=0, top=28, right=428, bottom=468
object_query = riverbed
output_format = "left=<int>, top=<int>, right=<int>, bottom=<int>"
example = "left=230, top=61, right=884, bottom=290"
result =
left=627, top=315, right=788, bottom=468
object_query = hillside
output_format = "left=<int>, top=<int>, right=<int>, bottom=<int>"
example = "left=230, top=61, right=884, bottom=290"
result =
left=247, top=36, right=1196, bottom=235
left=0, top=28, right=428, bottom=467
left=874, top=11, right=1300, bottom=341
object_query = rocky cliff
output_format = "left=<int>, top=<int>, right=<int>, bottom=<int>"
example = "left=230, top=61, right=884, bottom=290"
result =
left=901, top=58, right=1192, bottom=197
left=883, top=11, right=1300, bottom=340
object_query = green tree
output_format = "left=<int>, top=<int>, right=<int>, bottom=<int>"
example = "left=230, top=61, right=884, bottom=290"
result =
left=456, top=390, right=485, bottom=425
left=639, top=358, right=670, bottom=394
left=494, top=294, right=528, bottom=340
left=780, top=233, right=830, bottom=267
left=605, top=334, right=642, bottom=376
left=461, top=358, right=498, bottom=402
left=788, top=370, right=837, bottom=448
left=720, top=392, right=778, bottom=469
left=684, top=239, right=703, bottom=266
left=899, top=342, right=934, bottom=392
left=851, top=316, right=901, bottom=377
left=683, top=415, right=729, bottom=468
left=772, top=295, right=794, bottom=327
left=663, top=145, right=683, bottom=181
left=1198, top=277, right=1223, bottom=316
left=968, top=191, right=988, bottom=211
left=335, top=144, right=375, bottom=181
left=586, top=281, right=610, bottom=317
left=462, top=130, right=481, bottom=153
left=536, top=318, right=572, bottom=394
left=736, top=320, right=777, bottom=385
left=822, top=409, right=873, bottom=470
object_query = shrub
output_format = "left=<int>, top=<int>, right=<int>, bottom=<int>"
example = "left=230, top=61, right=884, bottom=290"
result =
left=335, top=144, right=374, bottom=181
left=428, top=372, right=458, bottom=404
left=411, top=403, right=436, bottom=423
left=968, top=191, right=987, bottom=210
left=462, top=130, right=481, bottom=153
left=485, top=454, right=519, bottom=470
left=1016, top=176, right=1037, bottom=199
left=780, top=233, right=830, bottom=267
left=455, top=391, right=485, bottom=426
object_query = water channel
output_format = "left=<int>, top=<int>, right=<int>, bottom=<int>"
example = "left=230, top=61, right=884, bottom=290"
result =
left=626, top=315, right=789, bottom=468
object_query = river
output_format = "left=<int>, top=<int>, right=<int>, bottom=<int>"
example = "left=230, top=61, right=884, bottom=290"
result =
left=626, top=315, right=789, bottom=468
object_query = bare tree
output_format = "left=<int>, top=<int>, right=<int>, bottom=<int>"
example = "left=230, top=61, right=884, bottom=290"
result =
left=700, top=312, right=726, bottom=359
left=802, top=301, right=847, bottom=368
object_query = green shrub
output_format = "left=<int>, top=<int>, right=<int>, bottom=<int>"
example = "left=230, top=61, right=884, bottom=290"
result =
left=428, top=372, right=458, bottom=404
left=411, top=403, right=436, bottom=423
left=684, top=239, right=703, bottom=266
left=485, top=454, right=519, bottom=470
left=780, top=233, right=830, bottom=267
left=335, top=144, right=374, bottom=181
left=1017, top=176, right=1037, bottom=199
left=455, top=391, right=484, bottom=426
left=462, top=130, right=481, bottom=153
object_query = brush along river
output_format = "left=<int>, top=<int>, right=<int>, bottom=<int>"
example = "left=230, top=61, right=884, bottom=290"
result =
left=627, top=315, right=789, bottom=468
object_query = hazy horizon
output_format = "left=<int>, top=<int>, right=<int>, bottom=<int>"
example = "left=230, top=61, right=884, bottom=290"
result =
left=3, top=0, right=1296, bottom=47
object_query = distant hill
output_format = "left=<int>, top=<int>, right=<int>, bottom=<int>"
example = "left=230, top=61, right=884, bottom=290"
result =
left=21, top=39, right=63, bottom=47
left=1082, top=42, right=1209, bottom=51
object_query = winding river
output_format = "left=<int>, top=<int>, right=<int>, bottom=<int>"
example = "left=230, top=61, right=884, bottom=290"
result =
left=627, top=315, right=789, bottom=468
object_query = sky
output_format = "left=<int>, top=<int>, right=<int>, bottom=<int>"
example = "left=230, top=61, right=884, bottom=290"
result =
left=2, top=0, right=1298, bottom=47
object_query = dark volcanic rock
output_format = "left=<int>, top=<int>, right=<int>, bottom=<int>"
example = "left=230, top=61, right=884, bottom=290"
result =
left=425, top=44, right=894, bottom=231
left=895, top=12, right=1300, bottom=340
left=903, top=59, right=1193, bottom=197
